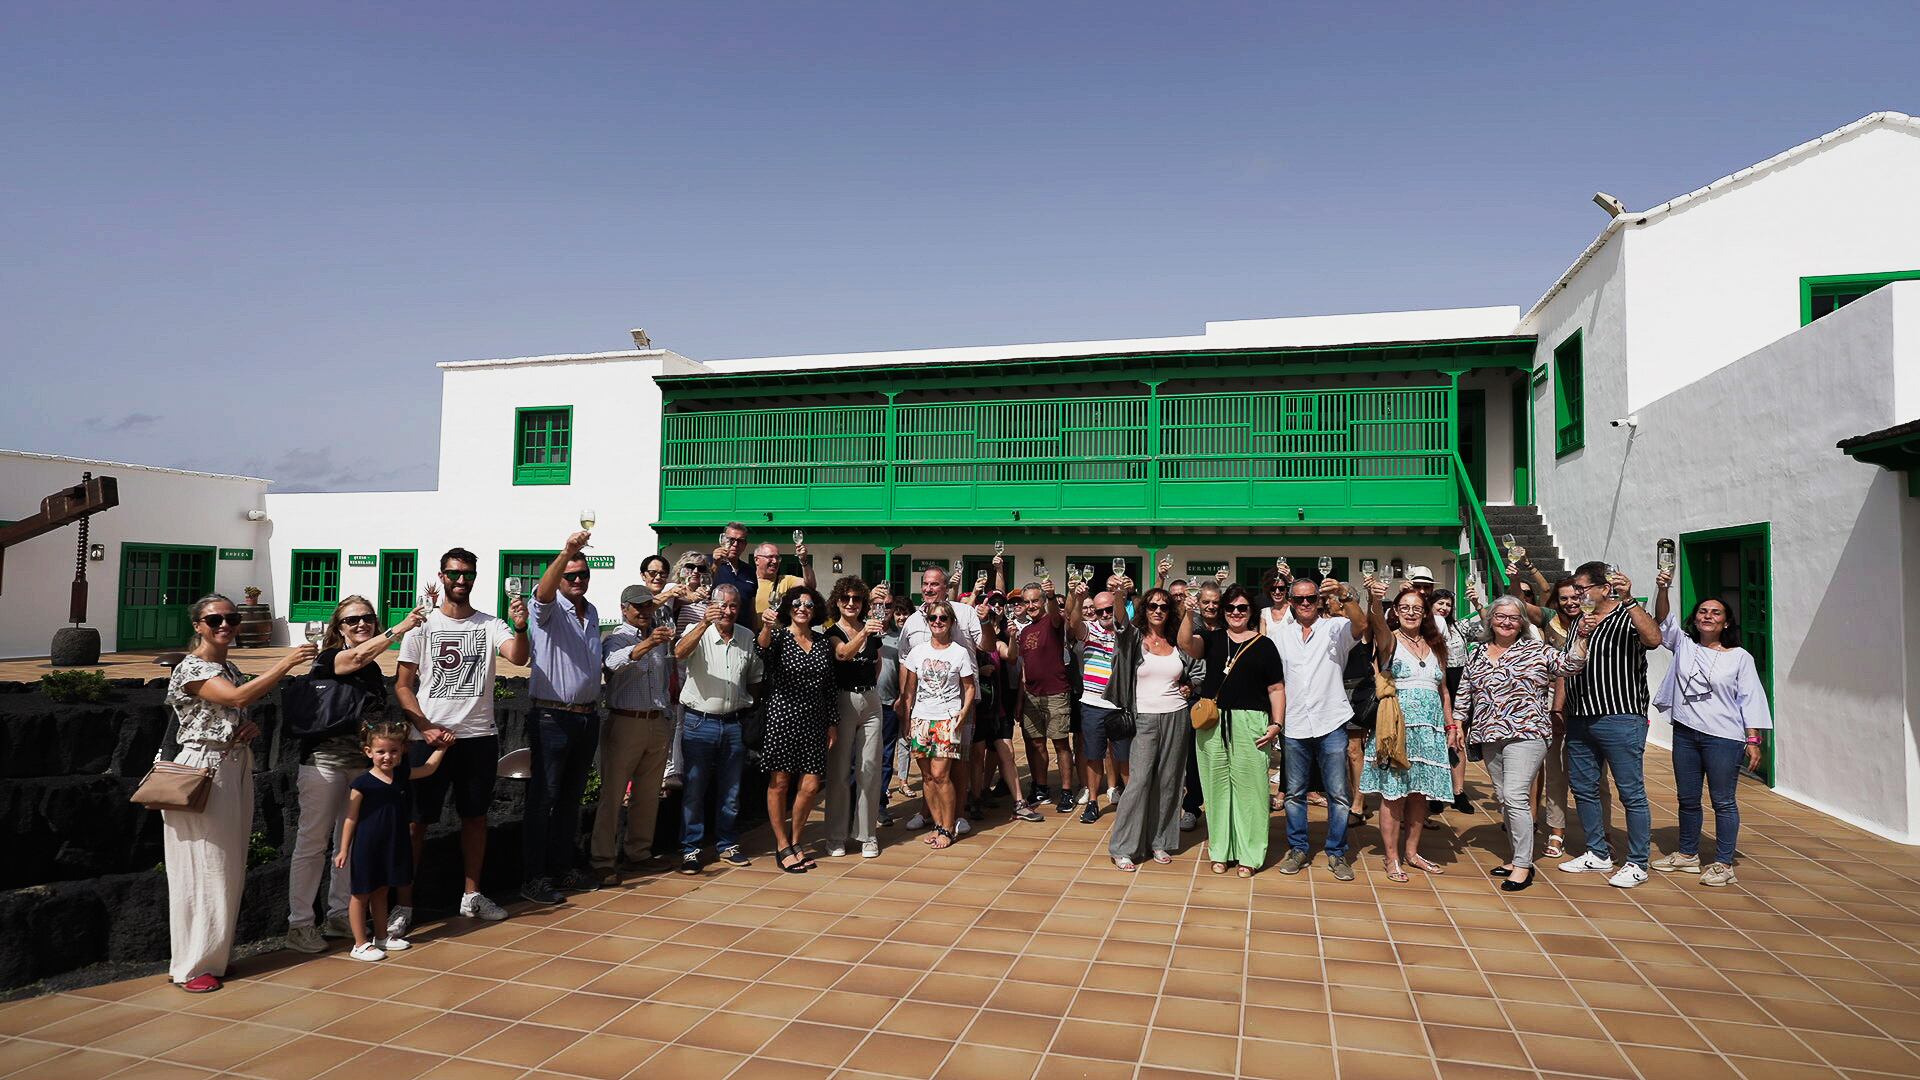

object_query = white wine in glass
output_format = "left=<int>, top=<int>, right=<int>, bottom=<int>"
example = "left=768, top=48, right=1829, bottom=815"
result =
left=1111, top=557, right=1126, bottom=579
left=993, top=539, right=1005, bottom=556
left=505, top=577, right=524, bottom=601
left=1657, top=538, right=1677, bottom=573
left=579, top=508, right=597, bottom=530
left=305, top=621, right=325, bottom=647
left=1317, top=555, right=1334, bottom=578
left=1579, top=594, right=1598, bottom=617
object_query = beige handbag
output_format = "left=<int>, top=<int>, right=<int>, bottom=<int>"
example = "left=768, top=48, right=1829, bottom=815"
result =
left=130, top=756, right=221, bottom=812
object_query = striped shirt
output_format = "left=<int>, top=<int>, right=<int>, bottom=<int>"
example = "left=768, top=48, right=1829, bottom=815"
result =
left=1562, top=603, right=1649, bottom=717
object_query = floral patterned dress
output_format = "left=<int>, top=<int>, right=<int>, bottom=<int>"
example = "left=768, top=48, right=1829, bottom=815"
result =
left=1361, top=649, right=1454, bottom=802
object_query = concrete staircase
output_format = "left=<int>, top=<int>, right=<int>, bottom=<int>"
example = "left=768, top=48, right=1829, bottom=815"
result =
left=1480, top=505, right=1569, bottom=583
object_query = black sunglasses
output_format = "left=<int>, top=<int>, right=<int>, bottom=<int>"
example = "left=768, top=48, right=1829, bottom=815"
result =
left=200, top=613, right=243, bottom=629
left=926, top=615, right=952, bottom=624
left=562, top=571, right=591, bottom=582
left=340, top=614, right=379, bottom=627
left=442, top=570, right=476, bottom=581
left=1290, top=595, right=1319, bottom=605
left=1145, top=601, right=1170, bottom=611
left=1224, top=603, right=1252, bottom=613
left=1095, top=606, right=1115, bottom=616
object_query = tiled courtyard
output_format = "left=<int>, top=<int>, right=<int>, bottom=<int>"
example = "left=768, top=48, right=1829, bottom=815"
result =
left=4, top=761, right=1920, bottom=1080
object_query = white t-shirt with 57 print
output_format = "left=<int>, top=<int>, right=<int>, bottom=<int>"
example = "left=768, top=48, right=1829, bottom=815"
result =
left=398, top=608, right=516, bottom=739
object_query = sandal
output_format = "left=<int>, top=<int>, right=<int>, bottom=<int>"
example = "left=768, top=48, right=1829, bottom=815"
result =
left=1408, top=855, right=1445, bottom=876
left=1152, top=850, right=1173, bottom=865
left=1385, top=862, right=1410, bottom=883
left=1211, top=862, right=1229, bottom=875
left=1544, top=835, right=1565, bottom=859
left=798, top=846, right=819, bottom=869
left=928, top=826, right=955, bottom=850
left=777, top=846, right=809, bottom=874
left=1235, top=865, right=1254, bottom=879
left=1113, top=856, right=1137, bottom=873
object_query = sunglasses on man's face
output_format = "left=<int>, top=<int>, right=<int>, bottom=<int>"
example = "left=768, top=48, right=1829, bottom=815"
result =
left=1290, top=594, right=1318, bottom=605
left=1095, top=606, right=1114, bottom=616
left=442, top=570, right=476, bottom=582
left=562, top=571, right=591, bottom=582
left=200, top=613, right=243, bottom=629
left=340, top=614, right=379, bottom=627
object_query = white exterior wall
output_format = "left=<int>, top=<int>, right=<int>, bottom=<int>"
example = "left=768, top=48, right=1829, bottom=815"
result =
left=0, top=452, right=270, bottom=658
left=264, top=351, right=703, bottom=634
left=1620, top=125, right=1920, bottom=411
left=1536, top=283, right=1920, bottom=843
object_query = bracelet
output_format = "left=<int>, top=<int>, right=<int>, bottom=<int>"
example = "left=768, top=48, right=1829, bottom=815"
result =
left=1745, top=736, right=1762, bottom=745
left=383, top=628, right=396, bottom=641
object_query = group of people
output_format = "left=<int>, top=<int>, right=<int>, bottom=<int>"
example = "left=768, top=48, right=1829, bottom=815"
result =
left=152, top=519, right=1773, bottom=993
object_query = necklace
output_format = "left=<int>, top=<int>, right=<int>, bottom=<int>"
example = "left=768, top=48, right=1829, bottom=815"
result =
left=1396, top=630, right=1430, bottom=667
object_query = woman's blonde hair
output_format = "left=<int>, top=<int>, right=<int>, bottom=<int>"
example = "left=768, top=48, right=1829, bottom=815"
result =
left=186, top=594, right=235, bottom=650
left=323, top=594, right=381, bottom=651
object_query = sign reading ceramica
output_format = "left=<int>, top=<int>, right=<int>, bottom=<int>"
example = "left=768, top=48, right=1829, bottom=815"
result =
left=1185, top=561, right=1227, bottom=577
left=218, top=548, right=253, bottom=561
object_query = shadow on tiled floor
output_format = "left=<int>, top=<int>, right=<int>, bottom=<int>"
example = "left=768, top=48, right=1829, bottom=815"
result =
left=3, top=759, right=1919, bottom=1080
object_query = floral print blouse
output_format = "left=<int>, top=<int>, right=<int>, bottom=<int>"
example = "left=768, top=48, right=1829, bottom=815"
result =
left=167, top=655, right=248, bottom=744
left=1451, top=637, right=1585, bottom=743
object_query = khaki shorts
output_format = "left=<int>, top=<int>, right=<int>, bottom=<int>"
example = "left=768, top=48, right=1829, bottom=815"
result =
left=1019, top=692, right=1072, bottom=742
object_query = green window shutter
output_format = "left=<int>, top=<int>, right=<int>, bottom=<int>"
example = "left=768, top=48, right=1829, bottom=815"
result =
left=1553, top=331, right=1584, bottom=458
left=514, top=406, right=573, bottom=485
left=1800, top=270, right=1920, bottom=325
left=290, top=550, right=341, bottom=622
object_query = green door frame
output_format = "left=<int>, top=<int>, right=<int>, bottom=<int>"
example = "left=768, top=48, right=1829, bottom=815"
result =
left=116, top=543, right=216, bottom=650
left=1679, top=522, right=1774, bottom=786
left=378, top=549, right=419, bottom=650
left=1511, top=377, right=1533, bottom=504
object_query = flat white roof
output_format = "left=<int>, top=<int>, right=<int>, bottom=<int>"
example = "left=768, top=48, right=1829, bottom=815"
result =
left=0, top=448, right=269, bottom=484
left=697, top=306, right=1522, bottom=374
left=437, top=348, right=683, bottom=370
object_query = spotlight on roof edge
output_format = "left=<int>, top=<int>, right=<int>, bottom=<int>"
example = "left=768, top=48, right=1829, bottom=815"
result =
left=1592, top=191, right=1628, bottom=217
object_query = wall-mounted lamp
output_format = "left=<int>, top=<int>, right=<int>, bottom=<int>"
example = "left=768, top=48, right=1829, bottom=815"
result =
left=831, top=554, right=844, bottom=575
left=87, top=543, right=105, bottom=562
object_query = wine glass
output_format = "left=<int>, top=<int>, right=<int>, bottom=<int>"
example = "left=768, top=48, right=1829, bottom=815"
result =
left=993, top=539, right=1005, bottom=556
left=506, top=576, right=524, bottom=602
left=1360, top=558, right=1379, bottom=581
left=1039, top=563, right=1052, bottom=585
left=792, top=529, right=806, bottom=547
left=1657, top=539, right=1677, bottom=573
left=1111, top=557, right=1126, bottom=581
left=304, top=621, right=325, bottom=648
left=1082, top=565, right=1096, bottom=584
left=1317, top=555, right=1334, bottom=579
left=1579, top=593, right=1599, bottom=617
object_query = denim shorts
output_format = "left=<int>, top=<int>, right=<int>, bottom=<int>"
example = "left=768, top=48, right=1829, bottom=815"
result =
left=1080, top=704, right=1131, bottom=763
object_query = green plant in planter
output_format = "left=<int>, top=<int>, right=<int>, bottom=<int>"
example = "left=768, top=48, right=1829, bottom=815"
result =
left=247, top=832, right=279, bottom=868
left=41, top=669, right=108, bottom=703
left=582, top=767, right=601, bottom=806
left=493, top=681, right=515, bottom=700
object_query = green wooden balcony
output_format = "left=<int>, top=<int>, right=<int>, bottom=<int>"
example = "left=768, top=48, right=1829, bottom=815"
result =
left=658, top=385, right=1460, bottom=528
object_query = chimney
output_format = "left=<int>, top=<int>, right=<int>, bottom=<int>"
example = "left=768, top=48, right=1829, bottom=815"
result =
left=630, top=328, right=652, bottom=349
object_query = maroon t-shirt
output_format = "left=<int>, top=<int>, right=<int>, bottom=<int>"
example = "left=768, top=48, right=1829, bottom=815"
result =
left=1018, top=615, right=1070, bottom=696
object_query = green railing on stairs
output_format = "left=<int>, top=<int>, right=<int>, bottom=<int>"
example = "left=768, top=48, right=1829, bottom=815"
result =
left=1452, top=451, right=1511, bottom=596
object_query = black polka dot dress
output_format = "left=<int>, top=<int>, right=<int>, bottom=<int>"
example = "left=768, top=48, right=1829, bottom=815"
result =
left=759, top=627, right=834, bottom=776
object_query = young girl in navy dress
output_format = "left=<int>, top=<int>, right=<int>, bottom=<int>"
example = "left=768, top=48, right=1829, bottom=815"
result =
left=334, top=721, right=447, bottom=961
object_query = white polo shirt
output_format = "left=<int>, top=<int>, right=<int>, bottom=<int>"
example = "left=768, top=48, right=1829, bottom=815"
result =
left=1272, top=615, right=1358, bottom=739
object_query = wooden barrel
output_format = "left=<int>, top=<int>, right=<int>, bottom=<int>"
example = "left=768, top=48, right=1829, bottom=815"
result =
left=235, top=603, right=274, bottom=647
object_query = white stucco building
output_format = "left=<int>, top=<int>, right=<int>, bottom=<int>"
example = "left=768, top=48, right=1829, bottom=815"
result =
left=3, top=111, right=1918, bottom=840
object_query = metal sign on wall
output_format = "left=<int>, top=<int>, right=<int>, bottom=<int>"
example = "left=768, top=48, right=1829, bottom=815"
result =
left=585, top=555, right=615, bottom=569
left=218, top=548, right=253, bottom=561
left=348, top=554, right=377, bottom=567
left=1185, top=561, right=1227, bottom=577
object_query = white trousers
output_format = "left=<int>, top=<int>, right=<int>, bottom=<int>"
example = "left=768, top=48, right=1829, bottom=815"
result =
left=825, top=688, right=885, bottom=846
left=286, top=762, right=354, bottom=928
left=163, top=744, right=253, bottom=984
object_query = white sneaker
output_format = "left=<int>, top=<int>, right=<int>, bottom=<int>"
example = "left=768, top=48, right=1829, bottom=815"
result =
left=386, top=905, right=412, bottom=939
left=1077, top=788, right=1091, bottom=806
left=955, top=817, right=971, bottom=835
left=1179, top=810, right=1199, bottom=831
left=379, top=935, right=411, bottom=952
left=1105, top=786, right=1118, bottom=803
left=349, top=942, right=386, bottom=963
left=1608, top=864, right=1650, bottom=889
left=906, top=812, right=929, bottom=830
left=460, top=892, right=508, bottom=921
left=861, top=840, right=880, bottom=859
left=1558, top=852, right=1616, bottom=874
left=285, top=925, right=326, bottom=954
left=828, top=846, right=848, bottom=858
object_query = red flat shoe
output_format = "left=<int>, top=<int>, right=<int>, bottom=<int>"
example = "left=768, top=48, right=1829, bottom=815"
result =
left=179, top=974, right=222, bottom=994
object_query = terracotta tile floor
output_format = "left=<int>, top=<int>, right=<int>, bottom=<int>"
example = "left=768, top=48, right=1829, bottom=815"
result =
left=6, top=760, right=1920, bottom=1080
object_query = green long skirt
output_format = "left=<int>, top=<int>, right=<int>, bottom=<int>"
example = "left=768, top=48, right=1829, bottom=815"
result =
left=1195, top=708, right=1272, bottom=868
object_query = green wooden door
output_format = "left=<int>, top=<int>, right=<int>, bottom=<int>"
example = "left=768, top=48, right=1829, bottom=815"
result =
left=117, top=544, right=214, bottom=650
left=862, top=553, right=913, bottom=602
left=1511, top=380, right=1532, bottom=504
left=379, top=550, right=419, bottom=649
left=1460, top=388, right=1488, bottom=496
left=499, top=551, right=559, bottom=616
left=1681, top=525, right=1774, bottom=785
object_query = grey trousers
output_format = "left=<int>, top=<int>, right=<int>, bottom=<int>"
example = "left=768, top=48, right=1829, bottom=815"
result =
left=1483, top=737, right=1550, bottom=868
left=825, top=688, right=885, bottom=846
left=1108, top=708, right=1191, bottom=862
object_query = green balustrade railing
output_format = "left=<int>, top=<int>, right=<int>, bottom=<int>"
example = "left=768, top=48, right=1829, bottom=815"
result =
left=659, top=385, right=1462, bottom=527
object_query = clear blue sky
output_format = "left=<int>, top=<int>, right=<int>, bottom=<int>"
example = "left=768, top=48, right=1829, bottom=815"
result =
left=3, top=2, right=1914, bottom=491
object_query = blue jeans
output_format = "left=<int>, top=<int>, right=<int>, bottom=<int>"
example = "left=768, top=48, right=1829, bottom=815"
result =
left=1284, top=728, right=1351, bottom=858
left=880, top=705, right=900, bottom=793
left=1567, top=713, right=1651, bottom=867
left=1081, top=705, right=1132, bottom=763
left=680, top=709, right=746, bottom=856
left=523, top=707, right=600, bottom=881
left=1672, top=722, right=1742, bottom=864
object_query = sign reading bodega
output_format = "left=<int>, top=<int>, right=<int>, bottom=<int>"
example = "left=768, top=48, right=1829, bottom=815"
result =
left=218, top=548, right=253, bottom=561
